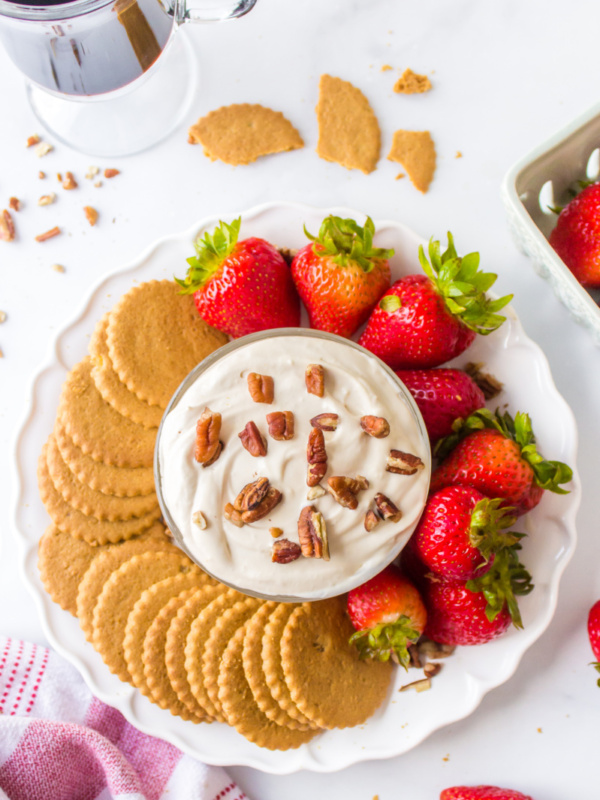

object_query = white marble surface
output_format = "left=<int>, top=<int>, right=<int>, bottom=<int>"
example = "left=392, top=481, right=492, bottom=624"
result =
left=1, top=0, right=599, bottom=797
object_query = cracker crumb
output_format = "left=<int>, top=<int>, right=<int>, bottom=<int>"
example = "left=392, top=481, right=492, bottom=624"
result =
left=85, top=166, right=100, bottom=180
left=38, top=171, right=46, bottom=179
left=537, top=727, right=542, bottom=733
left=52, top=263, right=66, bottom=273
left=0, top=347, right=4, bottom=358
left=35, top=226, right=61, bottom=242
left=381, top=64, right=393, bottom=72
left=455, top=150, right=463, bottom=158
left=8, top=197, right=20, bottom=212
left=442, top=754, right=450, bottom=762
left=56, top=172, right=63, bottom=182
left=38, top=193, right=56, bottom=206
left=26, top=134, right=41, bottom=148
left=0, top=311, right=6, bottom=323
left=388, top=129, right=436, bottom=193
left=35, top=142, right=53, bottom=157
left=393, top=68, right=432, bottom=95
left=395, top=173, right=405, bottom=180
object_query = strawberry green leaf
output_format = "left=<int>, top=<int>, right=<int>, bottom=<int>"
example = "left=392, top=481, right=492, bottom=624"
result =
left=467, top=542, right=533, bottom=628
left=304, top=215, right=394, bottom=273
left=468, top=498, right=520, bottom=564
left=175, top=218, right=241, bottom=294
left=592, top=662, right=600, bottom=687
left=349, top=615, right=419, bottom=668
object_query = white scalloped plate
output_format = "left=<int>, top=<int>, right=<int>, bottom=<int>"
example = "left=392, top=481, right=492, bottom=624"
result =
left=13, top=202, right=580, bottom=774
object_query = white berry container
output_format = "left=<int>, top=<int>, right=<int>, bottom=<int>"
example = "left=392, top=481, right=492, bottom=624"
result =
left=502, top=100, right=600, bottom=344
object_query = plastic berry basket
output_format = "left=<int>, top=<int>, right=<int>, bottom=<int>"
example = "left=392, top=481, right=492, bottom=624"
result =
left=501, top=100, right=600, bottom=345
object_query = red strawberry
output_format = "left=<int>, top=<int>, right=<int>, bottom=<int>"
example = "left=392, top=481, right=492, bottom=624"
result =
left=587, top=599, right=600, bottom=685
left=440, top=786, right=534, bottom=800
left=358, top=234, right=512, bottom=369
left=290, top=215, right=392, bottom=338
left=431, top=409, right=572, bottom=516
left=411, top=486, right=520, bottom=582
left=422, top=541, right=533, bottom=645
left=549, top=181, right=600, bottom=288
left=176, top=218, right=300, bottom=338
left=347, top=564, right=427, bottom=666
left=395, top=368, right=486, bottom=443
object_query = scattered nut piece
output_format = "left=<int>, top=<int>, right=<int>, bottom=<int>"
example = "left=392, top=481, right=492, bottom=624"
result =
left=310, top=412, right=339, bottom=431
left=305, top=364, right=325, bottom=397
left=272, top=538, right=302, bottom=564
left=306, top=426, right=327, bottom=486
left=266, top=410, right=294, bottom=440
left=399, top=677, right=431, bottom=693
left=269, top=527, right=283, bottom=539
left=417, top=639, right=455, bottom=660
left=238, top=420, right=267, bottom=457
left=62, top=171, right=78, bottom=190
left=0, top=347, right=4, bottom=358
left=38, top=171, right=46, bottom=179
left=386, top=449, right=425, bottom=475
left=26, top=134, right=41, bottom=147
left=8, top=198, right=20, bottom=212
left=0, top=311, right=6, bottom=324
left=464, top=361, right=503, bottom=400
left=247, top=372, right=274, bottom=403
left=104, top=168, right=120, bottom=178
left=192, top=510, right=207, bottom=529
left=234, top=477, right=270, bottom=512
left=56, top=173, right=62, bottom=182
left=423, top=662, right=443, bottom=678
left=0, top=210, right=15, bottom=242
left=298, top=505, right=329, bottom=560
left=194, top=407, right=222, bottom=466
left=360, top=415, right=390, bottom=438
left=85, top=166, right=100, bottom=180
left=327, top=475, right=369, bottom=509
left=364, top=508, right=380, bottom=532
left=84, top=206, right=99, bottom=226
left=52, top=264, right=65, bottom=273
left=35, top=142, right=53, bottom=157
left=38, top=193, right=56, bottom=206
left=307, top=484, right=326, bottom=501
left=35, top=226, right=61, bottom=243
left=374, top=492, right=403, bottom=522
left=94, top=181, right=103, bottom=188
left=241, top=486, right=282, bottom=523
left=224, top=502, right=244, bottom=527
left=408, top=644, right=422, bottom=669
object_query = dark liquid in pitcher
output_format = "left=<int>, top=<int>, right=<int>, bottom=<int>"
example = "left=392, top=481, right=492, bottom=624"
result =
left=0, top=0, right=174, bottom=96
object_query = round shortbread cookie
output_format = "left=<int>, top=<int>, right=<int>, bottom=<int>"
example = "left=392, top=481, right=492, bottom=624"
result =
left=38, top=444, right=161, bottom=546
left=280, top=595, right=394, bottom=729
left=106, top=280, right=228, bottom=409
left=38, top=525, right=100, bottom=616
left=46, top=434, right=158, bottom=521
left=218, top=624, right=318, bottom=750
left=90, top=314, right=163, bottom=430
left=261, top=603, right=318, bottom=729
left=164, top=584, right=228, bottom=721
left=202, top=597, right=263, bottom=718
left=56, top=357, right=156, bottom=468
left=123, top=570, right=214, bottom=701
left=92, top=551, right=199, bottom=682
left=54, top=420, right=155, bottom=498
left=183, top=590, right=242, bottom=722
left=143, top=589, right=212, bottom=723
left=243, top=602, right=313, bottom=731
left=76, top=524, right=177, bottom=639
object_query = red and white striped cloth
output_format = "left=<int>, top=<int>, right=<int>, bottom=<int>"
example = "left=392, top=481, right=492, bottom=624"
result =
left=0, top=636, right=250, bottom=800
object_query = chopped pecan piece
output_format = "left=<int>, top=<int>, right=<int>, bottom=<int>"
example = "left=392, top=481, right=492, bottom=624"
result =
left=386, top=449, right=425, bottom=475
left=305, top=364, right=325, bottom=397
left=104, top=168, right=120, bottom=178
left=234, top=477, right=270, bottom=512
left=374, top=492, right=403, bottom=523
left=62, top=171, right=78, bottom=190
left=266, top=410, right=294, bottom=440
left=224, top=502, right=244, bottom=528
left=84, top=206, right=98, bottom=226
left=8, top=197, right=20, bottom=212
left=38, top=193, right=56, bottom=206
left=35, top=226, right=61, bottom=242
left=327, top=475, right=369, bottom=509
left=192, top=510, right=207, bottom=529
left=306, top=484, right=326, bottom=500
left=364, top=509, right=380, bottom=532
left=238, top=421, right=267, bottom=456
left=310, top=412, right=339, bottom=431
left=194, top=407, right=222, bottom=466
left=306, top=427, right=327, bottom=486
left=298, top=505, right=329, bottom=560
left=360, top=415, right=390, bottom=438
left=247, top=372, right=274, bottom=403
left=423, top=662, right=443, bottom=678
left=399, top=677, right=431, bottom=693
left=0, top=210, right=15, bottom=242
left=26, top=134, right=41, bottom=147
left=241, top=486, right=282, bottom=523
left=272, top=538, right=302, bottom=564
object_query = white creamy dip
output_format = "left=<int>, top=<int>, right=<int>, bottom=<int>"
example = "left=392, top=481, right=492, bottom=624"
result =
left=157, top=332, right=430, bottom=600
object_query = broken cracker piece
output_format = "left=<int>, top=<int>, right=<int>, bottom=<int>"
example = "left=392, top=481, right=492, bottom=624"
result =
left=316, top=74, right=381, bottom=174
left=188, top=104, right=303, bottom=166
left=387, top=130, right=436, bottom=193
left=393, top=68, right=432, bottom=95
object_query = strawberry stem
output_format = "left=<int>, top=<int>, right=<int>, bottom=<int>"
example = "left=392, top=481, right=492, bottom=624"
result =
left=349, top=615, right=419, bottom=668
left=466, top=542, right=533, bottom=628
left=304, top=215, right=394, bottom=273
left=176, top=218, right=241, bottom=294
left=469, top=498, right=520, bottom=565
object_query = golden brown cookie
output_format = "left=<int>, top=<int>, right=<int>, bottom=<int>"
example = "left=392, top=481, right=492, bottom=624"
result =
left=387, top=129, right=436, bottom=193
left=218, top=624, right=318, bottom=750
left=143, top=589, right=212, bottom=723
left=38, top=525, right=100, bottom=616
left=56, top=357, right=156, bottom=468
left=91, top=551, right=199, bottom=682
left=164, top=584, right=229, bottom=721
left=280, top=595, right=393, bottom=729
left=76, top=523, right=177, bottom=638
left=38, top=443, right=161, bottom=546
left=243, top=602, right=312, bottom=731
left=45, top=434, right=158, bottom=521
left=188, top=104, right=304, bottom=166
left=393, top=68, right=432, bottom=94
left=89, top=314, right=163, bottom=430
left=106, top=281, right=228, bottom=409
left=54, top=420, right=155, bottom=498
left=316, top=74, right=381, bottom=174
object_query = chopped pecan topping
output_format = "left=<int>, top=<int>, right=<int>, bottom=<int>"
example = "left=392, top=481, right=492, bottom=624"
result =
left=35, top=142, right=53, bottom=157
left=38, top=193, right=56, bottom=206
left=374, top=492, right=403, bottom=523
left=272, top=538, right=302, bottom=564
left=8, top=197, right=20, bottom=212
left=327, top=475, right=369, bottom=509
left=26, top=134, right=41, bottom=147
left=62, top=171, right=78, bottom=190
left=298, top=505, right=329, bottom=560
left=306, top=484, right=326, bottom=501
left=386, top=449, right=425, bottom=475
left=238, top=421, right=267, bottom=457
left=305, top=364, right=325, bottom=397
left=360, top=415, right=390, bottom=438
left=38, top=171, right=46, bottom=179
left=241, top=486, right=282, bottom=523
left=84, top=206, right=98, bottom=226
left=310, top=412, right=339, bottom=431
left=35, top=226, right=61, bottom=242
left=364, top=509, right=380, bottom=532
left=269, top=527, right=283, bottom=538
left=247, top=372, right=274, bottom=403
left=194, top=407, right=222, bottom=466
left=224, top=502, right=244, bottom=527
left=234, top=477, right=270, bottom=512
left=266, top=410, right=294, bottom=440
left=306, top=427, right=327, bottom=486
left=0, top=210, right=15, bottom=242
left=192, top=510, right=207, bottom=529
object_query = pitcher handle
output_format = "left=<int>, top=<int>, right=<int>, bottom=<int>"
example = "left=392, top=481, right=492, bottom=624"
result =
left=176, top=0, right=257, bottom=24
